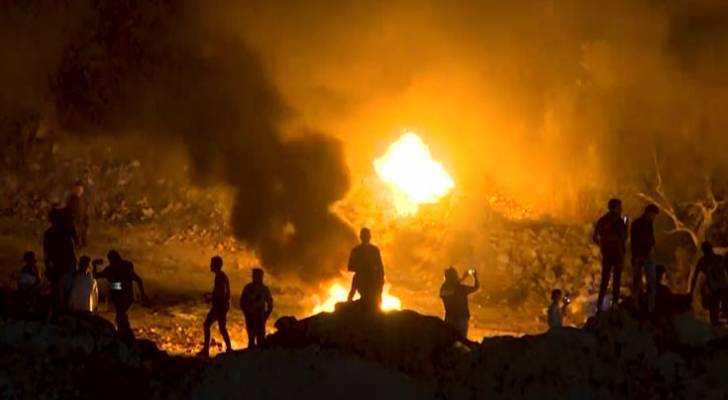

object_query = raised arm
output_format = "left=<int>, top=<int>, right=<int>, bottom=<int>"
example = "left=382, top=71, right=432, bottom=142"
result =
left=466, top=272, right=480, bottom=294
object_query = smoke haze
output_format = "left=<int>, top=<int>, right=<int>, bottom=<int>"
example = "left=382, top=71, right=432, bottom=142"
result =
left=3, top=0, right=728, bottom=278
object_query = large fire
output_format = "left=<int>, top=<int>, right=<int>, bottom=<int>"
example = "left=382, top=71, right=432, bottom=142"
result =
left=374, top=132, right=455, bottom=216
left=311, top=281, right=402, bottom=314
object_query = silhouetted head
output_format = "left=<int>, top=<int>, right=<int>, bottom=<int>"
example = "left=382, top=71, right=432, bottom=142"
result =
left=210, top=256, right=223, bottom=272
left=656, top=264, right=667, bottom=283
left=551, top=289, right=562, bottom=302
left=107, top=250, right=122, bottom=264
left=644, top=204, right=660, bottom=221
left=23, top=251, right=36, bottom=266
left=252, top=268, right=264, bottom=283
left=48, top=208, right=61, bottom=226
left=73, top=180, right=85, bottom=196
left=360, top=228, right=371, bottom=244
left=78, top=256, right=91, bottom=273
left=444, top=267, right=459, bottom=283
left=701, top=241, right=714, bottom=256
left=608, top=198, right=622, bottom=214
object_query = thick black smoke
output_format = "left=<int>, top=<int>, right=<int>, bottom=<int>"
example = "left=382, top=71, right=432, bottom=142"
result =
left=0, top=0, right=354, bottom=279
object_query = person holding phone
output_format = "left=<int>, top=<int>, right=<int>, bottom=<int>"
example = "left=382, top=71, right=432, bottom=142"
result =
left=593, top=198, right=628, bottom=314
left=439, top=266, right=480, bottom=338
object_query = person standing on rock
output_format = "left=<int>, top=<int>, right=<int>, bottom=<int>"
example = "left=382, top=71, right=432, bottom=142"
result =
left=689, top=242, right=728, bottom=326
left=593, top=198, right=628, bottom=313
left=43, top=207, right=77, bottom=314
left=198, top=256, right=233, bottom=357
left=440, top=267, right=479, bottom=337
left=547, top=289, right=570, bottom=329
left=65, top=180, right=89, bottom=248
left=347, top=227, right=385, bottom=311
left=241, top=268, right=273, bottom=348
left=93, top=250, right=148, bottom=343
left=630, top=204, right=660, bottom=313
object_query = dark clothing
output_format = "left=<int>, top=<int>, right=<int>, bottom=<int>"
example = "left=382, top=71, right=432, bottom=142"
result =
left=594, top=212, right=627, bottom=311
left=245, top=315, right=266, bottom=348
left=66, top=194, right=88, bottom=247
left=348, top=243, right=385, bottom=308
left=201, top=271, right=232, bottom=353
left=203, top=305, right=232, bottom=353
left=594, top=212, right=628, bottom=255
left=630, top=216, right=655, bottom=259
left=694, top=254, right=728, bottom=292
left=95, top=259, right=142, bottom=342
left=654, top=283, right=692, bottom=319
left=241, top=282, right=273, bottom=348
left=211, top=271, right=230, bottom=308
left=43, top=225, right=77, bottom=282
left=440, top=281, right=477, bottom=320
left=95, top=260, right=139, bottom=304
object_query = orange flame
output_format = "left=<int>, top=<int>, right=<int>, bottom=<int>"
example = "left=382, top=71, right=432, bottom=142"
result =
left=374, top=132, right=454, bottom=216
left=311, top=281, right=402, bottom=314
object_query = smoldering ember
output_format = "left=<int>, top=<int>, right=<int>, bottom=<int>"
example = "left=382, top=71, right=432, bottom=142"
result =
left=4, top=1, right=728, bottom=400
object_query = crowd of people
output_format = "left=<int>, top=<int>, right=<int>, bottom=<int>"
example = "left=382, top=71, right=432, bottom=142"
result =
left=548, top=198, right=728, bottom=329
left=8, top=181, right=728, bottom=354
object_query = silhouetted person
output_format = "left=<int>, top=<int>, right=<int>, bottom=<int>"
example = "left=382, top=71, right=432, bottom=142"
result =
left=593, top=198, right=628, bottom=313
left=198, top=256, right=233, bottom=357
left=347, top=228, right=385, bottom=311
left=690, top=242, right=728, bottom=326
left=17, top=251, right=41, bottom=315
left=66, top=180, right=88, bottom=248
left=241, top=268, right=273, bottom=348
left=654, top=264, right=692, bottom=319
left=439, top=267, right=479, bottom=338
left=43, top=208, right=77, bottom=313
left=93, top=250, right=147, bottom=343
left=631, top=204, right=660, bottom=313
left=18, top=251, right=40, bottom=293
left=67, top=256, right=98, bottom=314
left=548, top=289, right=571, bottom=329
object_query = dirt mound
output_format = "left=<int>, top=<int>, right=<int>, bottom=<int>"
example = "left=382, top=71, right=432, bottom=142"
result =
left=266, top=302, right=467, bottom=377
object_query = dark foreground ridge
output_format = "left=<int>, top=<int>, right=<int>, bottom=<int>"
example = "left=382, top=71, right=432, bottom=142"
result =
left=3, top=306, right=728, bottom=399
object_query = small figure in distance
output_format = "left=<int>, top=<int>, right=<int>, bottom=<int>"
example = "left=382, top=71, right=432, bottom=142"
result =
left=630, top=204, right=660, bottom=314
left=67, top=256, right=99, bottom=314
left=548, top=289, right=571, bottom=329
left=439, top=266, right=479, bottom=338
left=240, top=268, right=273, bottom=348
left=198, top=256, right=233, bottom=357
left=347, top=227, right=385, bottom=311
left=93, top=250, right=148, bottom=343
left=18, top=251, right=41, bottom=293
left=689, top=242, right=728, bottom=326
left=66, top=180, right=89, bottom=248
left=593, top=198, right=628, bottom=314
left=17, top=251, right=41, bottom=316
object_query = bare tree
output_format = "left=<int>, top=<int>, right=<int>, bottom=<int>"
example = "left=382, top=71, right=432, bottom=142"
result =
left=636, top=152, right=725, bottom=290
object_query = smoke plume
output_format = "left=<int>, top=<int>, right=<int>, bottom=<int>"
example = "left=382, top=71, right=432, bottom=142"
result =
left=0, top=0, right=354, bottom=278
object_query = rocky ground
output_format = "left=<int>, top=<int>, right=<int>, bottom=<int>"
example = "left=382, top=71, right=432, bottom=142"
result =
left=3, top=304, right=728, bottom=399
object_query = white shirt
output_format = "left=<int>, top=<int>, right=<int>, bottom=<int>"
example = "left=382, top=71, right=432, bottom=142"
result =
left=68, top=273, right=99, bottom=313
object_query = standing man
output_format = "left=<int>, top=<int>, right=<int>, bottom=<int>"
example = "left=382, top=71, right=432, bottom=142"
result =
left=198, top=256, right=233, bottom=357
left=43, top=208, right=77, bottom=313
left=93, top=250, right=147, bottom=343
left=240, top=268, right=273, bottom=348
left=439, top=267, right=479, bottom=338
left=593, top=198, right=628, bottom=313
left=66, top=180, right=88, bottom=248
left=630, top=204, right=660, bottom=313
left=347, top=227, right=385, bottom=311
